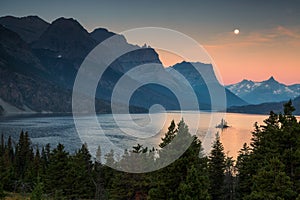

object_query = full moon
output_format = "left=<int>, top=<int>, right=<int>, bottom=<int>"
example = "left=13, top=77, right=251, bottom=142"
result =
left=234, top=29, right=240, bottom=35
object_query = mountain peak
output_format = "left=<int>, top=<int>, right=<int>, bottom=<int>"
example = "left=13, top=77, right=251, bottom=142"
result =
left=51, top=17, right=84, bottom=30
left=31, top=17, right=96, bottom=61
left=241, top=79, right=253, bottom=83
left=0, top=15, right=49, bottom=43
left=54, top=17, right=76, bottom=22
left=90, top=27, right=116, bottom=43
left=0, top=15, right=47, bottom=22
left=265, top=76, right=277, bottom=83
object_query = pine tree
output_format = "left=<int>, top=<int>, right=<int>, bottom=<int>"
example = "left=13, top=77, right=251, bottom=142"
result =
left=149, top=119, right=210, bottom=200
left=159, top=119, right=177, bottom=148
left=244, top=158, right=296, bottom=200
left=44, top=143, right=69, bottom=197
left=7, top=136, right=14, bottom=163
left=93, top=145, right=106, bottom=200
left=40, top=143, right=51, bottom=178
left=208, top=133, right=225, bottom=200
left=109, top=144, right=151, bottom=199
left=178, top=165, right=211, bottom=200
left=0, top=182, right=5, bottom=200
left=103, top=149, right=116, bottom=195
left=15, top=131, right=34, bottom=180
left=66, top=144, right=94, bottom=199
left=236, top=143, right=252, bottom=199
left=0, top=136, right=14, bottom=191
left=223, top=156, right=236, bottom=200
left=30, top=177, right=44, bottom=200
left=0, top=134, right=4, bottom=156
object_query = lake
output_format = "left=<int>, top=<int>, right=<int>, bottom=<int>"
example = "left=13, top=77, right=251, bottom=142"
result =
left=0, top=112, right=271, bottom=161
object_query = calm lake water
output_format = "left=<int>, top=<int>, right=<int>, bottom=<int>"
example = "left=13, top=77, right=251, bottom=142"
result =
left=0, top=112, right=272, bottom=161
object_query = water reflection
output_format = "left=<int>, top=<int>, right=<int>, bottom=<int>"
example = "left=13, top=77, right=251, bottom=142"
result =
left=0, top=112, right=290, bottom=161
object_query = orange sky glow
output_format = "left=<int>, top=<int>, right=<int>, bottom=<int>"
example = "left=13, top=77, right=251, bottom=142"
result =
left=157, top=26, right=300, bottom=85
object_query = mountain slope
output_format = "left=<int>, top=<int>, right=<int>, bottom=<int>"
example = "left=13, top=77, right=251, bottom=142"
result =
left=0, top=24, right=74, bottom=113
left=0, top=24, right=48, bottom=79
left=29, top=17, right=99, bottom=88
left=227, top=76, right=300, bottom=104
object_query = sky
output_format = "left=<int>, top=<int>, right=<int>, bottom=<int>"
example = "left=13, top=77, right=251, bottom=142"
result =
left=1, top=0, right=300, bottom=85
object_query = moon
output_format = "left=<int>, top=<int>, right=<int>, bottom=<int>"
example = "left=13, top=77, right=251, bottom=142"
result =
left=234, top=29, right=240, bottom=35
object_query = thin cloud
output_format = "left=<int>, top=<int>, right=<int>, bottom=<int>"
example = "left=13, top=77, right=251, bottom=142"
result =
left=276, top=26, right=300, bottom=39
left=205, top=25, right=300, bottom=49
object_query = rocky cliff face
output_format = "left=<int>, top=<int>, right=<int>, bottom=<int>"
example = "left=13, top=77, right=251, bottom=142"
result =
left=0, top=24, right=72, bottom=113
left=0, top=67, right=72, bottom=113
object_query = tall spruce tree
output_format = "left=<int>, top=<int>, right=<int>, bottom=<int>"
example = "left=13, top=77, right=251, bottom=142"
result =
left=93, top=145, right=107, bottom=200
left=159, top=120, right=177, bottom=148
left=236, top=143, right=252, bottom=199
left=66, top=143, right=94, bottom=199
left=208, top=133, right=225, bottom=200
left=244, top=158, right=296, bottom=200
left=149, top=119, right=210, bottom=200
left=44, top=143, right=69, bottom=197
left=178, top=165, right=211, bottom=200
left=15, top=131, right=33, bottom=180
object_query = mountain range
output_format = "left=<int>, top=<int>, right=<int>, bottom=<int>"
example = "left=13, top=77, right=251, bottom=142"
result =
left=226, top=77, right=300, bottom=105
left=1, top=15, right=297, bottom=116
left=226, top=77, right=300, bottom=115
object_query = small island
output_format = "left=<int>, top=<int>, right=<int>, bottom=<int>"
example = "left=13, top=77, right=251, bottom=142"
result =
left=216, top=118, right=230, bottom=129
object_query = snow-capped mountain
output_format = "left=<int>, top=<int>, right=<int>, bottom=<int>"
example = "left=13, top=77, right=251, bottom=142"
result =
left=226, top=76, right=300, bottom=104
